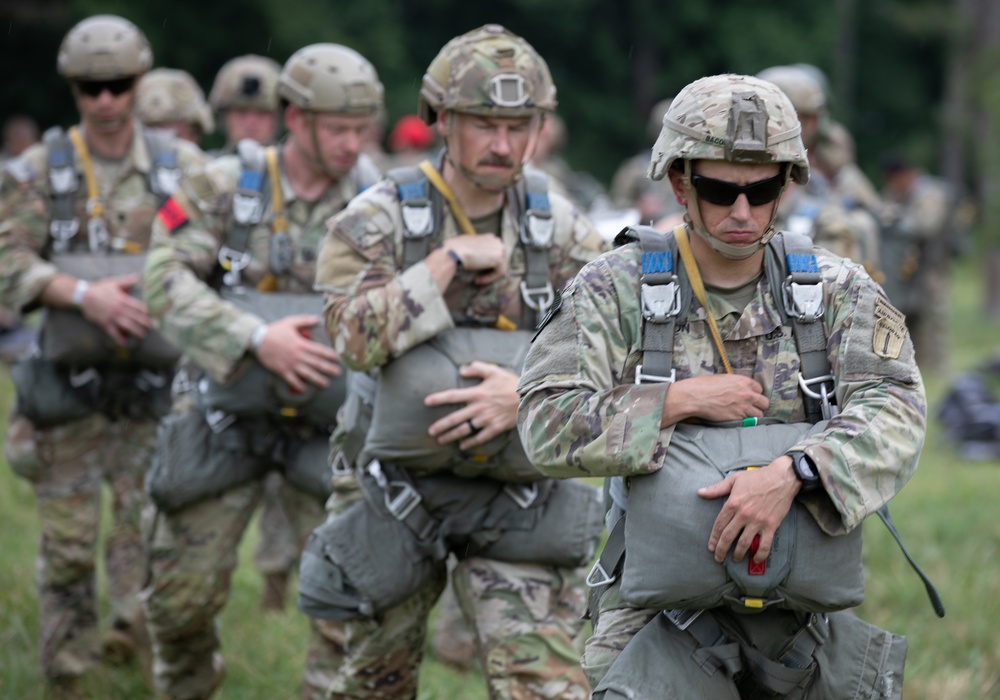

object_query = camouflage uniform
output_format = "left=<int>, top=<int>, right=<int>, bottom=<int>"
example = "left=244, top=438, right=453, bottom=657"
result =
left=0, top=15, right=207, bottom=688
left=139, top=43, right=383, bottom=700
left=518, top=74, right=926, bottom=696
left=306, top=25, right=607, bottom=699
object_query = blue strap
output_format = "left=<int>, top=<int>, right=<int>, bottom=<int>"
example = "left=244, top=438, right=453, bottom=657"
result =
left=525, top=190, right=550, bottom=212
left=238, top=169, right=265, bottom=192
left=398, top=179, right=428, bottom=202
left=642, top=250, right=672, bottom=276
left=785, top=252, right=819, bottom=275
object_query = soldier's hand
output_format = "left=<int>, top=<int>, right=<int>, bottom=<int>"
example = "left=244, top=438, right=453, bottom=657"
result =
left=442, top=234, right=508, bottom=285
left=425, top=361, right=519, bottom=450
left=698, top=455, right=799, bottom=564
left=255, top=314, right=342, bottom=393
left=79, top=273, right=153, bottom=346
left=660, top=374, right=769, bottom=427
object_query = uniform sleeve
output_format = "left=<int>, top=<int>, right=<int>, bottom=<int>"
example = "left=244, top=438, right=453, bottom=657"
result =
left=796, top=261, right=926, bottom=534
left=546, top=193, right=611, bottom=291
left=517, top=251, right=672, bottom=479
left=314, top=182, right=452, bottom=371
left=0, top=148, right=62, bottom=311
left=142, top=164, right=263, bottom=383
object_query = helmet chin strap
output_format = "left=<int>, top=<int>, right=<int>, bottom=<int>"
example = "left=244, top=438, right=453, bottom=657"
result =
left=680, top=160, right=787, bottom=261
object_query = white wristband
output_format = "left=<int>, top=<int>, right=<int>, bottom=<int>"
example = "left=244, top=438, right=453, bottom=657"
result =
left=249, top=324, right=268, bottom=354
left=71, top=279, right=89, bottom=308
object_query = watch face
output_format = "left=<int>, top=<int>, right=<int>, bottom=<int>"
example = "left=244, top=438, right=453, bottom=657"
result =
left=798, top=456, right=816, bottom=479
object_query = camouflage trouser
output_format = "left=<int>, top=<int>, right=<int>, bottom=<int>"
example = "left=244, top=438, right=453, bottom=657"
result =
left=4, top=410, right=157, bottom=681
left=140, top=477, right=326, bottom=700
left=302, top=488, right=592, bottom=700
left=253, top=471, right=299, bottom=575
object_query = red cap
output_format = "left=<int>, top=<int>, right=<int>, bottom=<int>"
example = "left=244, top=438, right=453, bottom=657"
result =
left=389, top=114, right=434, bottom=151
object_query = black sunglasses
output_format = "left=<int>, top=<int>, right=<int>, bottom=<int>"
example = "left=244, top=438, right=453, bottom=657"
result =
left=75, top=77, right=137, bottom=98
left=690, top=171, right=785, bottom=207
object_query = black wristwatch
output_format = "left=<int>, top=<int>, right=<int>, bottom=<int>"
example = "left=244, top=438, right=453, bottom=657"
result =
left=788, top=451, right=822, bottom=494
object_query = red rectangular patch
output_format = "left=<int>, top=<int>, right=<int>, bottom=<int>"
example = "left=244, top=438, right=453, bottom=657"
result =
left=157, top=196, right=188, bottom=233
left=747, top=534, right=766, bottom=576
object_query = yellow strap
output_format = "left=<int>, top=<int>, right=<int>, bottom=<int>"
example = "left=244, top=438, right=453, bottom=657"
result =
left=265, top=146, right=288, bottom=234
left=67, top=126, right=104, bottom=220
left=673, top=225, right=733, bottom=374
left=417, top=160, right=516, bottom=331
left=418, top=160, right=476, bottom=236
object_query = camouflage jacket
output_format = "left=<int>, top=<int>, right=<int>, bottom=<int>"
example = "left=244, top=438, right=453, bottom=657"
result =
left=142, top=148, right=378, bottom=383
left=0, top=121, right=207, bottom=313
left=314, top=168, right=607, bottom=371
left=517, top=240, right=926, bottom=535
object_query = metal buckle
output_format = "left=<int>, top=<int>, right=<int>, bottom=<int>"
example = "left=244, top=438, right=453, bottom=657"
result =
left=366, top=459, right=422, bottom=521
left=635, top=364, right=676, bottom=385
left=522, top=210, right=555, bottom=249
left=665, top=608, right=704, bottom=632
left=503, top=482, right=539, bottom=509
left=152, top=166, right=181, bottom=198
left=68, top=367, right=100, bottom=388
left=520, top=280, right=555, bottom=317
left=585, top=560, right=615, bottom=588
left=232, top=191, right=264, bottom=225
left=804, top=613, right=830, bottom=644
left=401, top=201, right=433, bottom=237
left=783, top=279, right=824, bottom=322
left=797, top=373, right=838, bottom=420
left=205, top=409, right=236, bottom=434
left=135, top=369, right=168, bottom=391
left=171, top=368, right=194, bottom=395
left=87, top=217, right=110, bottom=253
left=49, top=219, right=80, bottom=248
left=330, top=450, right=353, bottom=477
left=218, top=246, right=252, bottom=287
left=49, top=165, right=78, bottom=195
left=641, top=282, right=681, bottom=322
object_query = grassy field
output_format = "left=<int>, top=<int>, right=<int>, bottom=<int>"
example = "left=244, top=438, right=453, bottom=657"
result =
left=1, top=254, right=999, bottom=699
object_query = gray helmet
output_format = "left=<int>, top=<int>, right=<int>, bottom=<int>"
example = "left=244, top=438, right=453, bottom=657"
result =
left=209, top=55, right=281, bottom=112
left=137, top=68, right=214, bottom=133
left=277, top=43, right=383, bottom=115
left=756, top=65, right=827, bottom=116
left=57, top=15, right=152, bottom=81
left=419, top=24, right=557, bottom=124
left=649, top=73, right=809, bottom=186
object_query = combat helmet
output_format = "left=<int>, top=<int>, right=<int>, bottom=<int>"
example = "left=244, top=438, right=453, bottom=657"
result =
left=418, top=24, right=557, bottom=124
left=756, top=65, right=826, bottom=116
left=648, top=74, right=809, bottom=259
left=209, top=55, right=281, bottom=113
left=137, top=68, right=214, bottom=133
left=57, top=15, right=152, bottom=81
left=277, top=43, right=383, bottom=115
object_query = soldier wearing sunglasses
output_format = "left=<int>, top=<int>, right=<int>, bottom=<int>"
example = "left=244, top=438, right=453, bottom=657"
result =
left=0, top=14, right=206, bottom=698
left=519, top=74, right=926, bottom=698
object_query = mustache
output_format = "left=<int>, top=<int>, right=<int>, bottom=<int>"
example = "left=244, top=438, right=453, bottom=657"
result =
left=477, top=155, right=515, bottom=168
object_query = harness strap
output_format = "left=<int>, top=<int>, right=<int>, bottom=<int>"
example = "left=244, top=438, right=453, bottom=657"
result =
left=876, top=506, right=946, bottom=617
left=44, top=127, right=81, bottom=251
left=585, top=513, right=625, bottom=620
left=675, top=225, right=733, bottom=374
left=517, top=169, right=556, bottom=328
left=392, top=163, right=438, bottom=270
left=218, top=140, right=270, bottom=287
left=144, top=128, right=181, bottom=205
left=259, top=146, right=292, bottom=290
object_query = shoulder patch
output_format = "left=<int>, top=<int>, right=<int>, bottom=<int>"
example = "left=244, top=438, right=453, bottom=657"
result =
left=872, top=296, right=906, bottom=359
left=157, top=196, right=189, bottom=234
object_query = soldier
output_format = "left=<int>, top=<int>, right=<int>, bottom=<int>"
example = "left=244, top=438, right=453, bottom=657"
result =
left=136, top=67, right=215, bottom=145
left=207, top=53, right=299, bottom=610
left=517, top=73, right=927, bottom=698
left=759, top=65, right=882, bottom=275
left=207, top=54, right=282, bottom=153
left=0, top=15, right=207, bottom=698
left=304, top=24, right=607, bottom=700
left=139, top=42, right=383, bottom=700
left=2, top=113, right=40, bottom=161
left=879, top=151, right=959, bottom=372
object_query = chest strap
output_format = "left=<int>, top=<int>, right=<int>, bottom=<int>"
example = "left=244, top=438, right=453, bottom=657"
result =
left=44, top=127, right=81, bottom=252
left=144, top=128, right=181, bottom=206
left=516, top=168, right=555, bottom=328
left=218, top=140, right=271, bottom=288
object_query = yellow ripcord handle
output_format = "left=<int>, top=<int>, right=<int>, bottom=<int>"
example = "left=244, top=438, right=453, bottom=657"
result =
left=256, top=146, right=286, bottom=292
left=418, top=160, right=516, bottom=331
left=673, top=225, right=733, bottom=374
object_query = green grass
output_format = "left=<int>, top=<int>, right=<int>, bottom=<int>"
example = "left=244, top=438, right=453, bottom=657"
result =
left=1, top=253, right=999, bottom=699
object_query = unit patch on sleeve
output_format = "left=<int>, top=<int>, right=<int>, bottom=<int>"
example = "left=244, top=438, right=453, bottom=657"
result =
left=872, top=296, right=906, bottom=359
left=157, top=196, right=189, bottom=234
